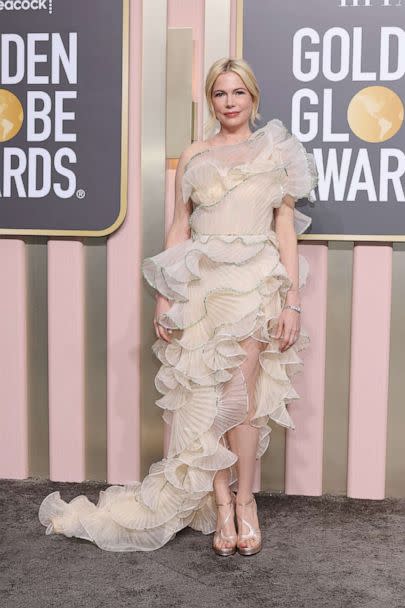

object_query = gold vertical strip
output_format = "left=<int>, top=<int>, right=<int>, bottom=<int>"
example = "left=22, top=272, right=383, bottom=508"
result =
left=235, top=0, right=244, bottom=58
left=386, top=243, right=405, bottom=497
left=26, top=237, right=49, bottom=477
left=140, top=0, right=168, bottom=478
left=322, top=242, right=353, bottom=494
left=84, top=237, right=107, bottom=481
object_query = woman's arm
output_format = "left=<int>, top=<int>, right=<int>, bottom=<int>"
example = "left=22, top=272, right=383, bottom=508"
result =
left=162, top=151, right=193, bottom=250
left=154, top=140, right=208, bottom=296
left=272, top=194, right=301, bottom=351
left=274, top=194, right=300, bottom=306
left=153, top=147, right=194, bottom=341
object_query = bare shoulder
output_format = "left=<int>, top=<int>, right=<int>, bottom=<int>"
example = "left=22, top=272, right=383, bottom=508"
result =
left=179, top=140, right=210, bottom=170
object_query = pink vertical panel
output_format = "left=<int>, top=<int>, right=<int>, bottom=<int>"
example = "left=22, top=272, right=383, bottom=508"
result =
left=48, top=240, right=85, bottom=481
left=0, top=240, right=28, bottom=478
left=348, top=244, right=392, bottom=499
left=106, top=1, right=141, bottom=484
left=285, top=243, right=328, bottom=496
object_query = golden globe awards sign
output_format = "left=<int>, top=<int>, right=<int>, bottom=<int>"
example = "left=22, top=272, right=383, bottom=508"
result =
left=244, top=0, right=405, bottom=241
left=0, top=0, right=128, bottom=236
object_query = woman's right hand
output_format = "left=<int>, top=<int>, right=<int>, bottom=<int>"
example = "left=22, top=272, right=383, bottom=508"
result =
left=153, top=294, right=174, bottom=342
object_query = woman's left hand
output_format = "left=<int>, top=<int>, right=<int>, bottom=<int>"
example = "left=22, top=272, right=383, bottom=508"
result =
left=273, top=307, right=301, bottom=352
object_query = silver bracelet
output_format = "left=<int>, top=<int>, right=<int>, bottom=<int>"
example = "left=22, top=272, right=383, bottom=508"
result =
left=284, top=304, right=302, bottom=313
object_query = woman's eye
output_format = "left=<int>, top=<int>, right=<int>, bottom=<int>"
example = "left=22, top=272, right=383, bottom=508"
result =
left=214, top=91, right=245, bottom=97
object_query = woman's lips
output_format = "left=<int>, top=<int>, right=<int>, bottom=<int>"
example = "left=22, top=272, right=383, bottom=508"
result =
left=225, top=111, right=239, bottom=117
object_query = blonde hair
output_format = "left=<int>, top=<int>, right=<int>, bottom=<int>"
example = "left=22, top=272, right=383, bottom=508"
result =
left=204, top=57, right=261, bottom=138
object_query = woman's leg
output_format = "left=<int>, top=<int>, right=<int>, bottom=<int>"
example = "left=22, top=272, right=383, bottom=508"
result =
left=212, top=360, right=243, bottom=550
left=212, top=465, right=236, bottom=550
left=226, top=336, right=265, bottom=549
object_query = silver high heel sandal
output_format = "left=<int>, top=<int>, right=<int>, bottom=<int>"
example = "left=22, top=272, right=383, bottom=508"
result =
left=212, top=492, right=237, bottom=556
left=236, top=494, right=262, bottom=556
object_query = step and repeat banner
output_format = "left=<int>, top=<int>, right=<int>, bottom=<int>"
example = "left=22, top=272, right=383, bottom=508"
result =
left=244, top=0, right=405, bottom=241
left=0, top=0, right=128, bottom=236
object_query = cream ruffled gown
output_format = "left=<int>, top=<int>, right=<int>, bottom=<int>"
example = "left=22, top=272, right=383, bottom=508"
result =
left=38, top=118, right=319, bottom=552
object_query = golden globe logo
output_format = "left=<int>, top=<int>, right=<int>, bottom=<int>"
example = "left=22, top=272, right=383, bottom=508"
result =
left=292, top=26, right=405, bottom=203
left=0, top=0, right=51, bottom=11
left=0, top=32, right=77, bottom=199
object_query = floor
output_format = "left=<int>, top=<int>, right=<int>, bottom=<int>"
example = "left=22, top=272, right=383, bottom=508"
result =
left=1, top=479, right=404, bottom=608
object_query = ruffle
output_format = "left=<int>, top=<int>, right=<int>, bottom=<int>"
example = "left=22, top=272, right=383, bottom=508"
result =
left=268, top=118, right=318, bottom=204
left=142, top=234, right=276, bottom=303
left=182, top=118, right=318, bottom=236
left=38, top=117, right=316, bottom=553
left=38, top=367, right=248, bottom=551
left=269, top=119, right=318, bottom=234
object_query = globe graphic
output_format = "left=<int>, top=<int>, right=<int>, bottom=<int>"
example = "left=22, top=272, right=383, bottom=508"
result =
left=347, top=86, right=403, bottom=143
left=0, top=89, right=24, bottom=142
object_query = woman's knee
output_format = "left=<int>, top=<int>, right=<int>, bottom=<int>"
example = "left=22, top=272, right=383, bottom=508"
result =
left=239, top=336, right=266, bottom=370
left=238, top=339, right=266, bottom=423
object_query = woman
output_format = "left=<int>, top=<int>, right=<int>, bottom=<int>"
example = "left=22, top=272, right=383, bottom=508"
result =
left=38, top=57, right=318, bottom=556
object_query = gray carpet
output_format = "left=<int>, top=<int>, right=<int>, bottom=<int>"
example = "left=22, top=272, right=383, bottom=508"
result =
left=1, top=479, right=404, bottom=608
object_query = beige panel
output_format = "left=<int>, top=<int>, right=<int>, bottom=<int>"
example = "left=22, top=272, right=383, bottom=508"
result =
left=166, top=28, right=193, bottom=158
left=322, top=241, right=353, bottom=494
left=84, top=237, right=107, bottom=481
left=26, top=237, right=49, bottom=478
left=386, top=243, right=405, bottom=498
left=140, top=0, right=168, bottom=478
left=261, top=426, right=286, bottom=493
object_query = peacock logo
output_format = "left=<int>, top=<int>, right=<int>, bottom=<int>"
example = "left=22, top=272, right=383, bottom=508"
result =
left=0, top=0, right=53, bottom=14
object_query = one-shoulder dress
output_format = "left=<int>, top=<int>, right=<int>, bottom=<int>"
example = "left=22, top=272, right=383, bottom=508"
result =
left=38, top=118, right=319, bottom=552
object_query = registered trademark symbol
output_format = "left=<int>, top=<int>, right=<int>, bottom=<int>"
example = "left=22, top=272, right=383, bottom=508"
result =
left=76, top=189, right=86, bottom=199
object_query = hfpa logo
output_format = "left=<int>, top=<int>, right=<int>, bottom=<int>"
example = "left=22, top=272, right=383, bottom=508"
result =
left=0, top=0, right=53, bottom=13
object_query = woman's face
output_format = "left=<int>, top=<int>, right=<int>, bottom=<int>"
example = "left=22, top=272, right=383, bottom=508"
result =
left=211, top=71, right=253, bottom=130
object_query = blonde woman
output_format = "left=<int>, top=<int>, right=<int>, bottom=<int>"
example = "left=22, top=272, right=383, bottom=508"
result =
left=39, top=57, right=318, bottom=557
